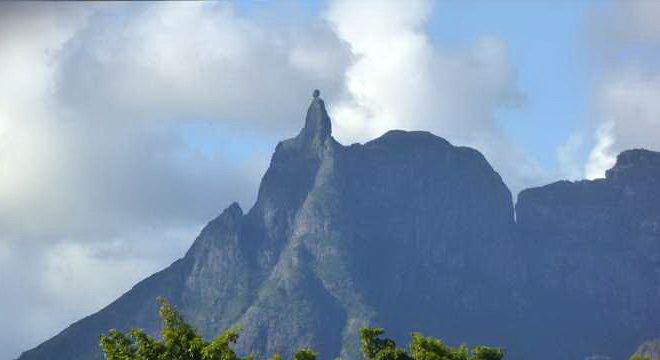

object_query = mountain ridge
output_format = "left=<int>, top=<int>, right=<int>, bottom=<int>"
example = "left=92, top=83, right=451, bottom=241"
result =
left=18, top=93, right=660, bottom=360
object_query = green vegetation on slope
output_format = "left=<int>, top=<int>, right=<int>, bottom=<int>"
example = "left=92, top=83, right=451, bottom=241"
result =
left=100, top=298, right=504, bottom=360
left=630, top=338, right=660, bottom=360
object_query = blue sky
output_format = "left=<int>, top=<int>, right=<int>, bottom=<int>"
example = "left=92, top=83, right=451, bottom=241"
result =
left=431, top=0, right=593, bottom=166
left=191, top=0, right=605, bottom=179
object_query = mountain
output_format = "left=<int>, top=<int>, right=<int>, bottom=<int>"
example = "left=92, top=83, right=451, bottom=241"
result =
left=18, top=94, right=660, bottom=360
left=515, top=149, right=660, bottom=359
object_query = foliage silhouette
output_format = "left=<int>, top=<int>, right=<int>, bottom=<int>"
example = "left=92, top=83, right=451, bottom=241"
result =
left=100, top=298, right=504, bottom=360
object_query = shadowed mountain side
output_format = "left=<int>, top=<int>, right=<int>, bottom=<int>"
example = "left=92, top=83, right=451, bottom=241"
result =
left=515, top=149, right=660, bottom=360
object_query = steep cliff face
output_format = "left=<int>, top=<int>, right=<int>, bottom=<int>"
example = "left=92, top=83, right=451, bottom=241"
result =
left=18, top=95, right=518, bottom=360
left=18, top=96, right=660, bottom=360
left=516, top=149, right=660, bottom=359
left=205, top=96, right=520, bottom=359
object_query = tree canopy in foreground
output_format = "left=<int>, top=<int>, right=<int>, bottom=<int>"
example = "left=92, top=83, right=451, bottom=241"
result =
left=100, top=297, right=504, bottom=360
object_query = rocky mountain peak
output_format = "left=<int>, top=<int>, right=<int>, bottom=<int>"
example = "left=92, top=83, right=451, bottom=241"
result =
left=16, top=91, right=660, bottom=360
left=224, top=201, right=243, bottom=219
left=298, top=89, right=332, bottom=146
left=606, top=148, right=660, bottom=182
left=200, top=202, right=243, bottom=235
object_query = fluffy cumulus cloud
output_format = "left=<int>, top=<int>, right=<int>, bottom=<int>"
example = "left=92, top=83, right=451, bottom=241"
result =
left=583, top=0, right=660, bottom=178
left=325, top=0, right=543, bottom=193
left=586, top=68, right=660, bottom=178
left=1, top=1, right=544, bottom=358
left=0, top=2, right=348, bottom=358
left=54, top=2, right=349, bottom=132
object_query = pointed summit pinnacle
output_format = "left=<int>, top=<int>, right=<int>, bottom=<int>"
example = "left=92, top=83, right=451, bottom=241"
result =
left=299, top=89, right=332, bottom=145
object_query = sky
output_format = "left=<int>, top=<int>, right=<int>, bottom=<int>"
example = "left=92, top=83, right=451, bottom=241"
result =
left=1, top=0, right=659, bottom=359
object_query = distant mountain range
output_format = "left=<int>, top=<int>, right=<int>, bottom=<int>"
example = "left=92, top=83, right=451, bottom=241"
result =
left=19, top=94, right=660, bottom=360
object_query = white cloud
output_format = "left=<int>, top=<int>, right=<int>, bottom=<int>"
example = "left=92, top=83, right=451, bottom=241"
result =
left=583, top=0, right=660, bottom=178
left=0, top=1, right=553, bottom=358
left=0, top=2, right=348, bottom=358
left=585, top=122, right=616, bottom=180
left=55, top=2, right=349, bottom=133
left=586, top=68, right=660, bottom=179
left=589, top=0, right=660, bottom=50
left=324, top=0, right=540, bottom=193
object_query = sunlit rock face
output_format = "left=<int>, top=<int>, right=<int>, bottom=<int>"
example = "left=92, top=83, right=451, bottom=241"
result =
left=18, top=95, right=660, bottom=360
